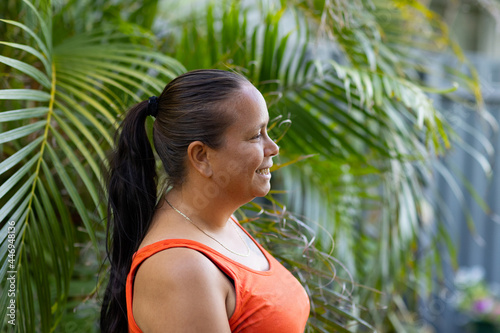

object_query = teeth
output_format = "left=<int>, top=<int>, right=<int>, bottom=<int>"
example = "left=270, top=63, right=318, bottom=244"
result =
left=256, top=168, right=270, bottom=175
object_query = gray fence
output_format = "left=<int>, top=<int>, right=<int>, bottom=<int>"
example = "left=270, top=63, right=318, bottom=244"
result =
left=427, top=54, right=500, bottom=333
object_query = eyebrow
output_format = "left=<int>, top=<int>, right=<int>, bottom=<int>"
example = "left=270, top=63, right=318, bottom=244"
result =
left=254, top=118, right=269, bottom=132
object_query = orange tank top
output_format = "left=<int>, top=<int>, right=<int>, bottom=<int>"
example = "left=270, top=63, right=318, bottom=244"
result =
left=126, top=219, right=310, bottom=332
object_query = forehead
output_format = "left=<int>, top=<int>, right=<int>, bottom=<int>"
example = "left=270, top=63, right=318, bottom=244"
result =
left=229, top=84, right=269, bottom=126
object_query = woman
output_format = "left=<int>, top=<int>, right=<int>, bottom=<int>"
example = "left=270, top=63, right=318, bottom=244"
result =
left=100, top=69, right=310, bottom=333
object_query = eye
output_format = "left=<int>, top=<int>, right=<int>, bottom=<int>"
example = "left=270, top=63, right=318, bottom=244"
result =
left=252, top=133, right=263, bottom=140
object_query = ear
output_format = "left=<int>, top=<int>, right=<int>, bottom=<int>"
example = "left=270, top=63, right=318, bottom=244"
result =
left=187, top=141, right=213, bottom=178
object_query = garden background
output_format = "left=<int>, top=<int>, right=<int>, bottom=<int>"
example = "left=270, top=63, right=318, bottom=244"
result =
left=1, top=0, right=500, bottom=332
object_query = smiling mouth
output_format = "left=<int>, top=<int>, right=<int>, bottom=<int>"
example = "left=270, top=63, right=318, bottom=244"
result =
left=256, top=168, right=270, bottom=175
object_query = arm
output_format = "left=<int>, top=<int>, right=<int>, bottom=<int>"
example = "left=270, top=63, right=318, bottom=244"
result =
left=132, top=248, right=233, bottom=333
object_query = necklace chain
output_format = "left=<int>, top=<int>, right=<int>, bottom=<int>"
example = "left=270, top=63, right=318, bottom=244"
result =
left=165, top=199, right=251, bottom=257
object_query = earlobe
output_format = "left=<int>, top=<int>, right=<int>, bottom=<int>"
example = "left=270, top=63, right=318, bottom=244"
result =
left=187, top=141, right=213, bottom=178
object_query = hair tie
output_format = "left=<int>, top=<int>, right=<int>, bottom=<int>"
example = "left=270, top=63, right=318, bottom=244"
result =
left=148, top=96, right=159, bottom=118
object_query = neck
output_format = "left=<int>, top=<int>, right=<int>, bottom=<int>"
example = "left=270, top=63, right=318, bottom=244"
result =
left=165, top=183, right=243, bottom=231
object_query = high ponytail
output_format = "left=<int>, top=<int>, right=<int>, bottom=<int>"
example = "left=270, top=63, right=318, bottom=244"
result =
left=100, top=100, right=157, bottom=333
left=100, top=69, right=250, bottom=332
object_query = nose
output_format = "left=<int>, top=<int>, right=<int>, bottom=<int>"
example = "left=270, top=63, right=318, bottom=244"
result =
left=266, top=137, right=279, bottom=157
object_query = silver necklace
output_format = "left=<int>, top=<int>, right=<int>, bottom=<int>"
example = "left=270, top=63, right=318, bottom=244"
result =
left=165, top=199, right=251, bottom=257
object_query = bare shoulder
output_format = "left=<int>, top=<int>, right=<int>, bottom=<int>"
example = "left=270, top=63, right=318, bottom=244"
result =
left=132, top=248, right=232, bottom=333
left=136, top=247, right=218, bottom=280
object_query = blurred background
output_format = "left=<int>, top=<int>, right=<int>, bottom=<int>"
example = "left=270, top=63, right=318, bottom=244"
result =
left=1, top=0, right=499, bottom=332
left=424, top=0, right=500, bottom=332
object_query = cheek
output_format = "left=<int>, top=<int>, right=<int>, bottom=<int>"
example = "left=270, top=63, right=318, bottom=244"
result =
left=231, top=146, right=262, bottom=168
left=213, top=157, right=247, bottom=189
left=214, top=145, right=263, bottom=184
left=213, top=171, right=231, bottom=188
left=225, top=157, right=246, bottom=176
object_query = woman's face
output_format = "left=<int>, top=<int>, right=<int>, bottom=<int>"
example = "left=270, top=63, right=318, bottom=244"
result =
left=208, top=83, right=279, bottom=202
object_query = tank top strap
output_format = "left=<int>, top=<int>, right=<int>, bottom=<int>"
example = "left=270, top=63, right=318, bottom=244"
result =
left=129, top=238, right=247, bottom=281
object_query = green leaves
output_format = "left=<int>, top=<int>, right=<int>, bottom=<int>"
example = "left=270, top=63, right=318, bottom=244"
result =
left=168, top=1, right=492, bottom=330
left=0, top=89, right=51, bottom=101
left=0, top=0, right=493, bottom=331
left=0, top=0, right=185, bottom=330
left=240, top=202, right=377, bottom=332
left=0, top=56, right=51, bottom=88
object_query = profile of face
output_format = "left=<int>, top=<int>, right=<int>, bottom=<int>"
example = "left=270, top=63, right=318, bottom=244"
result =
left=207, top=83, right=280, bottom=203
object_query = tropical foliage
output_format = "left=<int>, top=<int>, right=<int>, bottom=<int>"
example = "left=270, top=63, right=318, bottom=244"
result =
left=0, top=0, right=493, bottom=332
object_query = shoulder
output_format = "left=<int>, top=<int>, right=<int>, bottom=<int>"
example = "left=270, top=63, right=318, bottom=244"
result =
left=134, top=247, right=225, bottom=294
left=132, top=247, right=232, bottom=332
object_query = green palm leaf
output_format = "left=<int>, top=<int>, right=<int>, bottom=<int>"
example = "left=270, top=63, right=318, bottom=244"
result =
left=0, top=0, right=185, bottom=330
left=170, top=1, right=493, bottom=330
left=1, top=0, right=494, bottom=331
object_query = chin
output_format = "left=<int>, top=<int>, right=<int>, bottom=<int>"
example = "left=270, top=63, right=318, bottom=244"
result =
left=253, top=186, right=271, bottom=198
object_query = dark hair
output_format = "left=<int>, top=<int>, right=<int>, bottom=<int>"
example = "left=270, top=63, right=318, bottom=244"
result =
left=100, top=69, right=250, bottom=332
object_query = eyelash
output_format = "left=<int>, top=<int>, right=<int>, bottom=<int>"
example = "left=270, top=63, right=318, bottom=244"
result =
left=252, top=133, right=263, bottom=140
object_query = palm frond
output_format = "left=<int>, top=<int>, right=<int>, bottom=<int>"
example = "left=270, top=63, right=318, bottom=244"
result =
left=171, top=1, right=493, bottom=330
left=240, top=200, right=377, bottom=332
left=0, top=0, right=185, bottom=330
